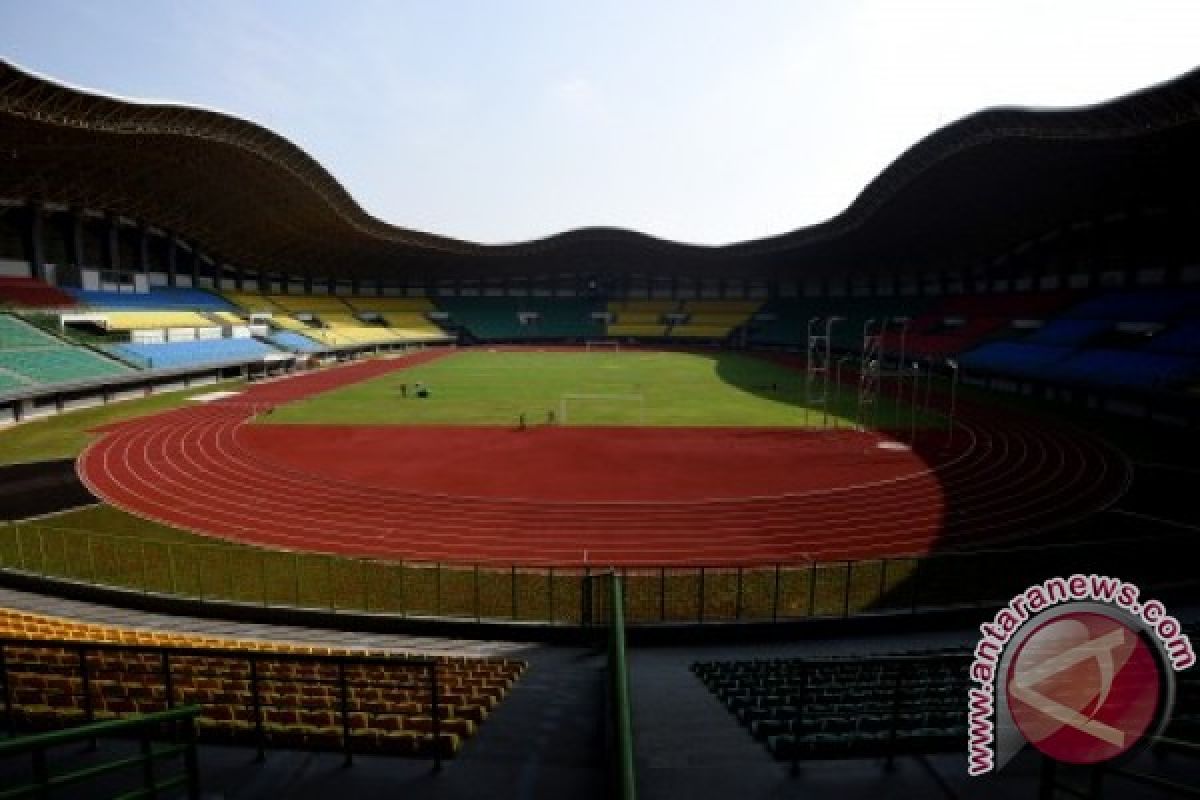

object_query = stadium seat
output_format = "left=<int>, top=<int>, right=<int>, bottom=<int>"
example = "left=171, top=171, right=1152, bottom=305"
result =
left=67, top=287, right=236, bottom=311
left=0, top=277, right=77, bottom=308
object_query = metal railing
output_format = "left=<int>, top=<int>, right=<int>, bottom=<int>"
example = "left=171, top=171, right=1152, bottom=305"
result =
left=0, top=636, right=444, bottom=772
left=0, top=705, right=202, bottom=800
left=606, top=573, right=636, bottom=800
left=0, top=522, right=1195, bottom=627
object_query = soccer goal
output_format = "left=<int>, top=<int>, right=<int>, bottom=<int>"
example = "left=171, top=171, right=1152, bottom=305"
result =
left=559, top=393, right=645, bottom=425
left=584, top=340, right=621, bottom=353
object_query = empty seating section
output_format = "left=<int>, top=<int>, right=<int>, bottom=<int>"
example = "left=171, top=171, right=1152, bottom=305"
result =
left=67, top=288, right=235, bottom=311
left=267, top=314, right=344, bottom=347
left=106, top=338, right=281, bottom=369
left=959, top=342, right=1074, bottom=379
left=317, top=313, right=408, bottom=344
left=693, top=652, right=969, bottom=761
left=268, top=331, right=327, bottom=353
left=222, top=292, right=287, bottom=313
left=1025, top=318, right=1112, bottom=346
left=671, top=300, right=761, bottom=340
left=748, top=297, right=932, bottom=350
left=0, top=348, right=130, bottom=385
left=880, top=293, right=1079, bottom=357
left=607, top=300, right=672, bottom=338
left=0, top=607, right=526, bottom=759
left=221, top=294, right=450, bottom=344
left=98, top=311, right=215, bottom=331
left=958, top=289, right=1200, bottom=391
left=0, top=313, right=61, bottom=348
left=0, top=277, right=77, bottom=308
left=1062, top=289, right=1200, bottom=321
left=267, top=295, right=352, bottom=314
left=345, top=297, right=435, bottom=313
left=437, top=297, right=601, bottom=340
left=0, top=314, right=131, bottom=387
left=344, top=296, right=450, bottom=339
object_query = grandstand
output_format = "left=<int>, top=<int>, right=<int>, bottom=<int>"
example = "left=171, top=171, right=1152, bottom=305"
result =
left=0, top=54, right=1199, bottom=800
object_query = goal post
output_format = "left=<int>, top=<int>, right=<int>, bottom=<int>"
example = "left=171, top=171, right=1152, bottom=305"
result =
left=584, top=340, right=621, bottom=352
left=559, top=393, right=645, bottom=425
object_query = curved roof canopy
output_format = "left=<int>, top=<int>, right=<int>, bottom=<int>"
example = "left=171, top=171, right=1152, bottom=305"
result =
left=2, top=59, right=1200, bottom=281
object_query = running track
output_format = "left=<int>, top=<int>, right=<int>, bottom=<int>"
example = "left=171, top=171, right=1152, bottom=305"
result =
left=78, top=351, right=1132, bottom=566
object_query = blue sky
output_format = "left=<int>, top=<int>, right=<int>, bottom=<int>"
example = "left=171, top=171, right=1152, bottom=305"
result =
left=1, top=1, right=1198, bottom=245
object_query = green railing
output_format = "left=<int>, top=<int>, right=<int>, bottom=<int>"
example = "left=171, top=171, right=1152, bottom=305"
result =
left=607, top=573, right=636, bottom=800
left=0, top=522, right=1195, bottom=626
left=0, top=705, right=201, bottom=800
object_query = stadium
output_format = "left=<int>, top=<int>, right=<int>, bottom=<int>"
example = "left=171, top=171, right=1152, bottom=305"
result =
left=0, top=23, right=1198, bottom=800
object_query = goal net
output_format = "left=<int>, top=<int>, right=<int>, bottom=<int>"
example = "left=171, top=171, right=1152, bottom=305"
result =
left=559, top=393, right=645, bottom=425
left=584, top=340, right=621, bottom=352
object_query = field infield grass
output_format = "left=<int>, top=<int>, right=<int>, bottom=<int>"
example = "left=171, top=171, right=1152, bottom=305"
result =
left=263, top=350, right=940, bottom=428
left=0, top=378, right=245, bottom=466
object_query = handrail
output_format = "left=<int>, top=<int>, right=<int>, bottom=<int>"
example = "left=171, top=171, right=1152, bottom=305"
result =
left=608, top=573, right=636, bottom=800
left=0, top=705, right=201, bottom=755
left=0, top=635, right=446, bottom=771
left=0, top=705, right=202, bottom=800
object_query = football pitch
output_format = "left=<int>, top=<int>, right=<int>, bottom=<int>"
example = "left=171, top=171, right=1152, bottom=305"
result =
left=263, top=350, right=938, bottom=428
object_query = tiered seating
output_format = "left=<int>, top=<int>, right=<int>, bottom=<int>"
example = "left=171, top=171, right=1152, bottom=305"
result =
left=607, top=300, right=675, bottom=338
left=959, top=342, right=1074, bottom=379
left=0, top=313, right=60, bottom=347
left=693, top=651, right=969, bottom=761
left=345, top=297, right=435, bottom=314
left=1025, top=318, right=1112, bottom=346
left=268, top=315, right=345, bottom=347
left=105, top=338, right=281, bottom=369
left=748, top=297, right=933, bottom=350
left=222, top=292, right=287, bottom=313
left=266, top=295, right=352, bottom=314
left=880, top=293, right=1079, bottom=358
left=525, top=298, right=604, bottom=339
left=671, top=300, right=761, bottom=340
left=317, top=313, right=408, bottom=344
left=97, top=311, right=215, bottom=331
left=345, top=297, right=451, bottom=340
left=0, top=348, right=131, bottom=384
left=1061, top=289, right=1200, bottom=322
left=0, top=276, right=77, bottom=308
left=268, top=331, right=327, bottom=353
left=0, top=314, right=131, bottom=386
left=436, top=297, right=600, bottom=340
left=67, top=287, right=235, bottom=311
left=0, top=607, right=526, bottom=759
left=959, top=289, right=1200, bottom=392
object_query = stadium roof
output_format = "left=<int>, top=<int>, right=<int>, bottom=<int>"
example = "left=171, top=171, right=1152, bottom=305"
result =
left=2, top=58, right=1199, bottom=281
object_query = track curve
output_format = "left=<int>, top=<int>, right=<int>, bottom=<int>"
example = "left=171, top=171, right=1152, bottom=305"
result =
left=77, top=351, right=1131, bottom=566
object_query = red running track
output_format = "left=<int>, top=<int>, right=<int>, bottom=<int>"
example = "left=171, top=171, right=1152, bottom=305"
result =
left=78, top=351, right=1132, bottom=566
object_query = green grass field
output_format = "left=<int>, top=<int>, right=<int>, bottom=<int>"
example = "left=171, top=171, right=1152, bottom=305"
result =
left=265, top=350, right=939, bottom=428
left=0, top=379, right=245, bottom=466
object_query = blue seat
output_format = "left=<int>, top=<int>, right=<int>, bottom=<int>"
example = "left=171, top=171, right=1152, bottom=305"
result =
left=106, top=338, right=279, bottom=369
left=68, top=288, right=235, bottom=311
left=958, top=342, right=1073, bottom=380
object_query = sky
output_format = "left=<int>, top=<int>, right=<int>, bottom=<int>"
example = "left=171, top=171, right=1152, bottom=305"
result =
left=1, top=1, right=1198, bottom=246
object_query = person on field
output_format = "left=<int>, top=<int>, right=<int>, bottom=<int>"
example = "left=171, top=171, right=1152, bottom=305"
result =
left=399, top=383, right=407, bottom=398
